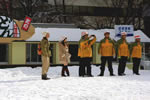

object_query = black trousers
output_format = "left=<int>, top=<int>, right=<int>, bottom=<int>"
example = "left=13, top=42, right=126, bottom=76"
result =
left=132, top=58, right=141, bottom=74
left=79, top=58, right=92, bottom=76
left=118, top=56, right=128, bottom=75
left=100, top=56, right=113, bottom=75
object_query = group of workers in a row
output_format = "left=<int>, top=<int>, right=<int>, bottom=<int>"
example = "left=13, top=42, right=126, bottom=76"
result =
left=40, top=31, right=142, bottom=80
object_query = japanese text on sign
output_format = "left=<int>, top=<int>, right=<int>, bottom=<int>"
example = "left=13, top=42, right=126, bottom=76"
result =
left=115, top=25, right=134, bottom=37
left=22, top=16, right=32, bottom=31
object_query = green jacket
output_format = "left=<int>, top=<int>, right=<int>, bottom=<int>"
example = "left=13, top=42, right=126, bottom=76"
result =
left=40, top=37, right=51, bottom=57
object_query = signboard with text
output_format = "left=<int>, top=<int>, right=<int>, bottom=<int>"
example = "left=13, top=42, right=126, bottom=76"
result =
left=115, top=25, right=134, bottom=37
left=22, top=16, right=32, bottom=31
left=0, top=16, right=35, bottom=43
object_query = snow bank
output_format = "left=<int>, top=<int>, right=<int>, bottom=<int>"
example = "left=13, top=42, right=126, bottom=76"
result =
left=0, top=65, right=150, bottom=100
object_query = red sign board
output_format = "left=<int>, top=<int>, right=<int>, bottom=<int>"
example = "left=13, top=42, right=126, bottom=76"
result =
left=22, top=16, right=32, bottom=31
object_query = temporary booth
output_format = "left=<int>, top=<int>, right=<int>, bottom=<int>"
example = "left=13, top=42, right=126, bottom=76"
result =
left=1, top=16, right=150, bottom=68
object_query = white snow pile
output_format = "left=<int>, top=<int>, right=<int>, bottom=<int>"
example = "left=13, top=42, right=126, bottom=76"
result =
left=0, top=65, right=150, bottom=100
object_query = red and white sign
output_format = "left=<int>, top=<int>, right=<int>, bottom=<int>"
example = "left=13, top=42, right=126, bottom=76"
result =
left=22, top=16, right=32, bottom=31
left=13, top=23, right=18, bottom=37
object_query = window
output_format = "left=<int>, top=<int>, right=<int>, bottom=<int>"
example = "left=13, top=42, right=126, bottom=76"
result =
left=79, top=6, right=88, bottom=15
left=87, top=7, right=94, bottom=15
left=65, top=6, right=73, bottom=14
left=0, top=44, right=8, bottom=63
left=73, top=6, right=80, bottom=14
left=69, top=44, right=80, bottom=63
left=26, top=43, right=53, bottom=64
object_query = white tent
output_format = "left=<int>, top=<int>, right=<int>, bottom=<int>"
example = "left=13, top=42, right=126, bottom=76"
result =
left=27, top=28, right=150, bottom=42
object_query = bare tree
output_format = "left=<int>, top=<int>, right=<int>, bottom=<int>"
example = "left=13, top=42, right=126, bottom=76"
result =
left=143, top=0, right=150, bottom=37
left=76, top=0, right=144, bottom=29
left=18, top=0, right=41, bottom=17
left=0, top=0, right=13, bottom=18
left=18, top=0, right=67, bottom=23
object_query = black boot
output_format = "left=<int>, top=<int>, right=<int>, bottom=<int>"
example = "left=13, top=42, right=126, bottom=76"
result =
left=61, top=67, right=66, bottom=77
left=110, top=73, right=115, bottom=76
left=42, top=74, right=50, bottom=80
left=87, top=75, right=93, bottom=77
left=133, top=73, right=140, bottom=75
left=118, top=73, right=123, bottom=76
left=66, top=68, right=70, bottom=76
left=98, top=73, right=104, bottom=76
left=98, top=66, right=104, bottom=76
left=98, top=71, right=104, bottom=76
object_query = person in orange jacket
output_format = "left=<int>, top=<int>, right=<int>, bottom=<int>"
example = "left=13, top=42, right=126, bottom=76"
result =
left=130, top=35, right=142, bottom=75
left=98, top=32, right=115, bottom=76
left=117, top=32, right=130, bottom=76
left=78, top=31, right=96, bottom=77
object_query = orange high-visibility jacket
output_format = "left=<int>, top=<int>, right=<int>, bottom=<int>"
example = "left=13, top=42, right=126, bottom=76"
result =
left=131, top=43, right=142, bottom=58
left=78, top=36, right=96, bottom=58
left=98, top=38, right=115, bottom=56
left=117, top=39, right=130, bottom=57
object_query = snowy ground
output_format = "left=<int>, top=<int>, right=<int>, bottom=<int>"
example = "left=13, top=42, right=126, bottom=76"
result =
left=0, top=64, right=150, bottom=100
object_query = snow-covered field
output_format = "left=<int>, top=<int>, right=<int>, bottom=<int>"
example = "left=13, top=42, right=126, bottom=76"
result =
left=0, top=65, right=150, bottom=100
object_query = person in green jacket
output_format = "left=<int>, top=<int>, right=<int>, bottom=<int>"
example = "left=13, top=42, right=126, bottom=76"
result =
left=130, top=35, right=142, bottom=75
left=78, top=31, right=96, bottom=77
left=116, top=32, right=130, bottom=76
left=40, top=32, right=51, bottom=80
left=98, top=32, right=115, bottom=76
